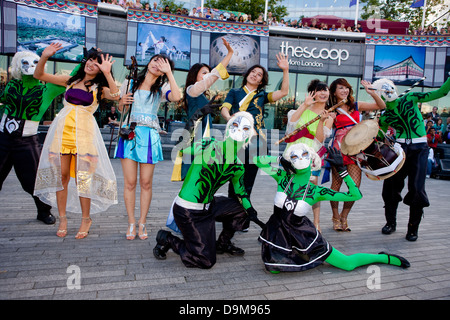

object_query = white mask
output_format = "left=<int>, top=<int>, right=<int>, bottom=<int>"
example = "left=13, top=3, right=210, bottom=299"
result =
left=372, top=79, right=399, bottom=102
left=289, top=147, right=311, bottom=170
left=227, top=115, right=252, bottom=142
left=380, top=82, right=398, bottom=102
left=20, top=56, right=39, bottom=76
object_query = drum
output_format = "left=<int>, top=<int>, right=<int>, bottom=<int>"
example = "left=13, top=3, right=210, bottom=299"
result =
left=341, top=120, right=405, bottom=180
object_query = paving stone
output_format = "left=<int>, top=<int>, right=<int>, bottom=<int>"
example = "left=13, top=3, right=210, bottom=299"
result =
left=1, top=158, right=449, bottom=301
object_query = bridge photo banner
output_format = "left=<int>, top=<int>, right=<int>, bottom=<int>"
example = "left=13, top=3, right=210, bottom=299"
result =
left=2, top=0, right=98, bottom=61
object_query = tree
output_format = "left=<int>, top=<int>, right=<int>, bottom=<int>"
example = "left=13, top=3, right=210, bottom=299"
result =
left=360, top=0, right=449, bottom=31
left=204, top=0, right=287, bottom=21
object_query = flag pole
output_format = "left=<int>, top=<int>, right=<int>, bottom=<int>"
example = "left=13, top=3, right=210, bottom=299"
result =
left=421, top=0, right=427, bottom=30
left=354, top=0, right=360, bottom=27
left=264, top=0, right=269, bottom=21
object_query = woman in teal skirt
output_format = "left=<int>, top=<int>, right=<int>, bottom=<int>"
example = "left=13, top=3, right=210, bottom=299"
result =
left=116, top=54, right=181, bottom=240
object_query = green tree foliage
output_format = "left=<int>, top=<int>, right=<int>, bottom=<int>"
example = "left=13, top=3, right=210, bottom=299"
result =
left=360, top=0, right=448, bottom=30
left=204, top=0, right=287, bottom=21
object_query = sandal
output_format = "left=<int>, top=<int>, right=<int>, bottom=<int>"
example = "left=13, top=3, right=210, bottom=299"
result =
left=75, top=217, right=92, bottom=239
left=138, top=223, right=148, bottom=240
left=340, top=218, right=351, bottom=232
left=56, top=216, right=67, bottom=238
left=332, top=218, right=343, bottom=231
left=126, top=223, right=136, bottom=240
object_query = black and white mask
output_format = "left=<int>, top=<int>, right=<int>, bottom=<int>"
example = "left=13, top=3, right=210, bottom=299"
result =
left=227, top=115, right=252, bottom=142
left=20, top=56, right=39, bottom=76
left=289, top=147, right=311, bottom=170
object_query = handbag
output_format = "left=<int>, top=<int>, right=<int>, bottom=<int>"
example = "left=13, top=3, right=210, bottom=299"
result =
left=119, top=121, right=136, bottom=140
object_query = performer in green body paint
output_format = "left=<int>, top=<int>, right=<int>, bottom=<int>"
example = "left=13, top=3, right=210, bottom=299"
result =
left=153, top=111, right=263, bottom=269
left=373, top=77, right=450, bottom=241
left=0, top=51, right=67, bottom=224
left=254, top=144, right=410, bottom=273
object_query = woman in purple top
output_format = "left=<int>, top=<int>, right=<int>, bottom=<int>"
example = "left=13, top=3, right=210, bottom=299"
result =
left=34, top=43, right=120, bottom=239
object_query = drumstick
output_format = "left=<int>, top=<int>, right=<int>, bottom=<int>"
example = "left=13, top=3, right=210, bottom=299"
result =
left=276, top=99, right=347, bottom=145
left=397, top=77, right=426, bottom=98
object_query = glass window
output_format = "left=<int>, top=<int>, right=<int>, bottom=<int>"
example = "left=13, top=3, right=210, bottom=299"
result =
left=421, top=86, right=450, bottom=116
left=266, top=70, right=296, bottom=130
left=160, top=70, right=187, bottom=123
left=0, top=55, right=9, bottom=96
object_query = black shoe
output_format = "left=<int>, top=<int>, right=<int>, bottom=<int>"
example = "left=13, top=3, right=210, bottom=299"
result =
left=153, top=230, right=171, bottom=260
left=381, top=223, right=396, bottom=235
left=37, top=212, right=56, bottom=225
left=405, top=233, right=418, bottom=241
left=216, top=242, right=245, bottom=256
left=379, top=251, right=410, bottom=268
left=406, top=222, right=419, bottom=241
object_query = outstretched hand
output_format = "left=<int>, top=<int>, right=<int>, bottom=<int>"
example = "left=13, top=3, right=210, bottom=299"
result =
left=325, top=147, right=345, bottom=173
left=247, top=207, right=266, bottom=229
left=279, top=156, right=296, bottom=175
left=222, top=38, right=234, bottom=55
left=42, top=42, right=63, bottom=59
left=276, top=52, right=289, bottom=71
left=95, top=53, right=115, bottom=75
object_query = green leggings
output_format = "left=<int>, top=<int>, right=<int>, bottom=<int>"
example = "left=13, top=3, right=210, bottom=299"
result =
left=324, top=248, right=401, bottom=271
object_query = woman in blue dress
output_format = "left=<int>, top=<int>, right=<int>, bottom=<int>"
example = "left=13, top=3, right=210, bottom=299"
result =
left=116, top=54, right=181, bottom=240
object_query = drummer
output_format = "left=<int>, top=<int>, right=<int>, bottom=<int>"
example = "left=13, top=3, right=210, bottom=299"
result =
left=285, top=79, right=335, bottom=231
left=327, top=78, right=385, bottom=232
left=373, top=77, right=450, bottom=241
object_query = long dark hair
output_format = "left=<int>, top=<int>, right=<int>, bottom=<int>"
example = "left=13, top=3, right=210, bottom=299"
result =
left=329, top=78, right=356, bottom=111
left=67, top=50, right=113, bottom=102
left=182, top=63, right=211, bottom=111
left=241, top=64, right=268, bottom=93
left=132, top=54, right=174, bottom=100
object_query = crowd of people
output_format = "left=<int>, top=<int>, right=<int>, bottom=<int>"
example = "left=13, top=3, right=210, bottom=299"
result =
left=2, top=37, right=450, bottom=274
left=411, top=25, right=450, bottom=36
left=97, top=1, right=365, bottom=32
left=98, top=1, right=450, bottom=36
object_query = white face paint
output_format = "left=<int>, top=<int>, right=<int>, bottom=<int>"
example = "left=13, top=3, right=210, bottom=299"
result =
left=20, top=56, right=39, bottom=76
left=381, top=82, right=398, bottom=102
left=227, top=115, right=252, bottom=142
left=289, top=147, right=311, bottom=170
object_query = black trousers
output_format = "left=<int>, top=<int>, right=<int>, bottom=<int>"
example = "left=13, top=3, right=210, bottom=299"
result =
left=382, top=142, right=429, bottom=226
left=0, top=132, right=51, bottom=214
left=169, top=196, right=249, bottom=269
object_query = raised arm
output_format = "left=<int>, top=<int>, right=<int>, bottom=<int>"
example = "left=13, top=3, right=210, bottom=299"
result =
left=253, top=155, right=289, bottom=182
left=358, top=80, right=386, bottom=112
left=95, top=53, right=119, bottom=101
left=288, top=92, right=315, bottom=124
left=413, top=76, right=450, bottom=103
left=187, top=39, right=233, bottom=98
left=270, top=52, right=289, bottom=102
left=157, top=58, right=181, bottom=102
left=33, top=43, right=70, bottom=87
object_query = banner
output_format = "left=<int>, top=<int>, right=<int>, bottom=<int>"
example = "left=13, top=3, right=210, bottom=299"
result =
left=3, top=1, right=97, bottom=59
left=372, top=45, right=425, bottom=85
left=410, top=0, right=425, bottom=8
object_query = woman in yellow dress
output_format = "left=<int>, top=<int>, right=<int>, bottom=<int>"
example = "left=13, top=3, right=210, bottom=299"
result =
left=34, top=43, right=120, bottom=239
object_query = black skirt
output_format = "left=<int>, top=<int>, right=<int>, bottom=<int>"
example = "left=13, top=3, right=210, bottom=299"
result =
left=259, top=206, right=332, bottom=272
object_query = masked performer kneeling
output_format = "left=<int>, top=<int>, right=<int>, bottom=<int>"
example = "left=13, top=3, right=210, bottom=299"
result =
left=254, top=144, right=410, bottom=273
left=153, top=111, right=263, bottom=269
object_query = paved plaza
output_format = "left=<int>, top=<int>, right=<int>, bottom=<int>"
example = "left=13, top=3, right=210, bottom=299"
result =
left=1, top=158, right=450, bottom=301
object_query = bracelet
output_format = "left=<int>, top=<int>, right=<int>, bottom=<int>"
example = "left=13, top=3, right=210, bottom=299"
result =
left=110, top=91, right=120, bottom=98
